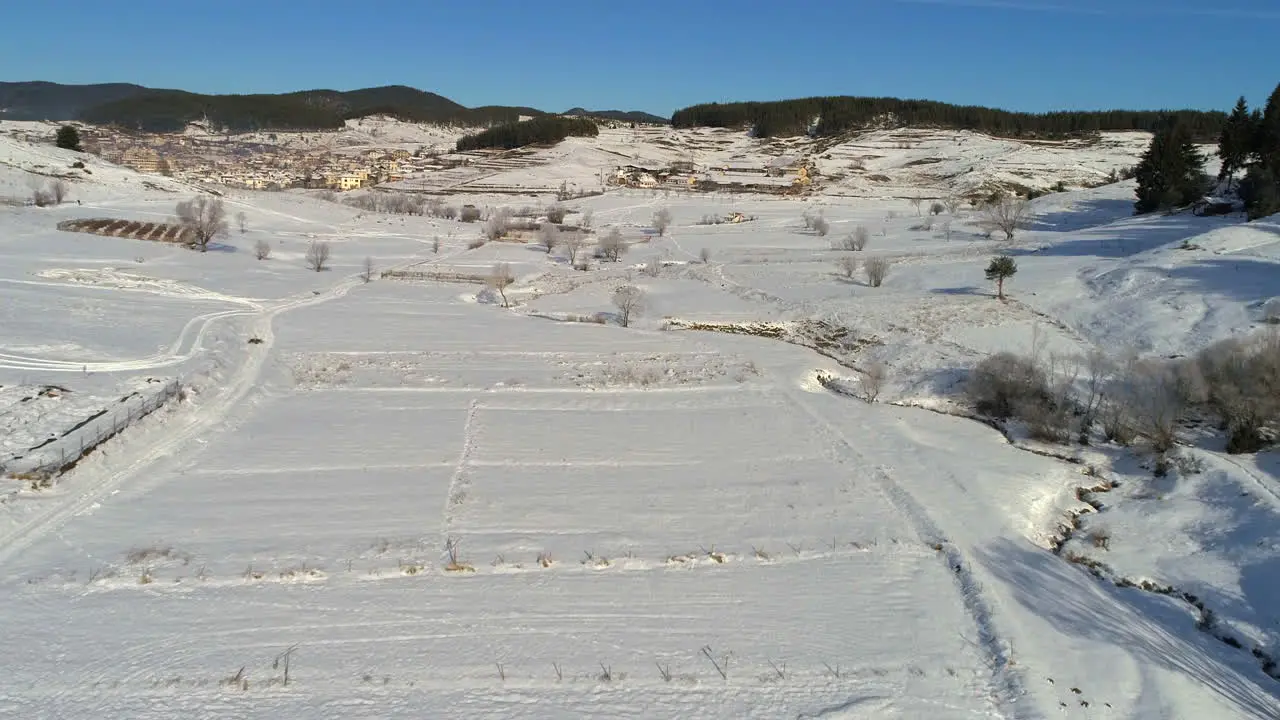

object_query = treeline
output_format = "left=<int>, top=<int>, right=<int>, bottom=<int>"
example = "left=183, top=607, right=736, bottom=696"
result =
left=670, top=96, right=1227, bottom=140
left=76, top=85, right=544, bottom=133
left=456, top=116, right=599, bottom=151
left=1133, top=82, right=1280, bottom=219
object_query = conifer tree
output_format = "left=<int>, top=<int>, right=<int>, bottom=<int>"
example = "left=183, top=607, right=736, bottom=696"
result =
left=1241, top=83, right=1280, bottom=220
left=1217, top=97, right=1252, bottom=187
left=55, top=125, right=81, bottom=152
left=1134, top=124, right=1206, bottom=214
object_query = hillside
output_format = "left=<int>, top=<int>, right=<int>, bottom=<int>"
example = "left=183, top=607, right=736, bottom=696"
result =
left=672, top=95, right=1227, bottom=140
left=2, top=122, right=1279, bottom=719
left=0, top=81, right=149, bottom=121
left=563, top=107, right=668, bottom=124
left=79, top=85, right=546, bottom=133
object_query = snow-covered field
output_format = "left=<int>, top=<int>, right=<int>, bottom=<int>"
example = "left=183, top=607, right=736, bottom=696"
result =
left=1, top=126, right=1279, bottom=719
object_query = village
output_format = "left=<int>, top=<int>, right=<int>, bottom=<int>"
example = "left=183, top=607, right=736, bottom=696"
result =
left=2, top=117, right=817, bottom=198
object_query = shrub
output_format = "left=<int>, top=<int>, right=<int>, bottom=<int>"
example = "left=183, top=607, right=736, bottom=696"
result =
left=460, top=205, right=482, bottom=223
left=699, top=247, right=711, bottom=263
left=930, top=202, right=946, bottom=216
left=834, top=256, right=858, bottom=279
left=864, top=256, right=890, bottom=287
left=653, top=207, right=672, bottom=236
left=467, top=238, right=486, bottom=250
left=546, top=205, right=567, bottom=224
left=539, top=222, right=560, bottom=253
left=254, top=238, right=271, bottom=260
left=484, top=208, right=511, bottom=241
left=813, top=216, right=830, bottom=237
left=853, top=226, right=869, bottom=251
left=1195, top=333, right=1280, bottom=453
left=598, top=227, right=626, bottom=261
left=968, top=352, right=1051, bottom=419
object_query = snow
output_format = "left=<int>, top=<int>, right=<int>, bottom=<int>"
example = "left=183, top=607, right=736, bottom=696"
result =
left=1, top=123, right=1279, bottom=719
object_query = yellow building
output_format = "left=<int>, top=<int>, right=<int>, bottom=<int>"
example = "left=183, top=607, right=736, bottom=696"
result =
left=121, top=147, right=161, bottom=174
left=338, top=174, right=363, bottom=191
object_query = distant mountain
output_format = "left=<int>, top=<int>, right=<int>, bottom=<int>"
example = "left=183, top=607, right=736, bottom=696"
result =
left=563, top=107, right=668, bottom=124
left=0, top=81, right=546, bottom=133
left=0, top=81, right=149, bottom=121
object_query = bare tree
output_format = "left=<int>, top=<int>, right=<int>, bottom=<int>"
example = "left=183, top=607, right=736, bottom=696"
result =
left=562, top=231, right=585, bottom=265
left=864, top=256, right=890, bottom=287
left=176, top=195, right=228, bottom=252
left=944, top=194, right=963, bottom=215
left=812, top=216, right=830, bottom=237
left=862, top=361, right=888, bottom=403
left=431, top=235, right=440, bottom=254
left=305, top=240, right=331, bottom=272
left=653, top=207, right=672, bottom=236
left=236, top=211, right=248, bottom=234
left=612, top=285, right=646, bottom=328
left=361, top=256, right=375, bottom=283
left=910, top=197, right=924, bottom=216
left=580, top=208, right=594, bottom=229
left=488, top=263, right=514, bottom=307
left=598, top=227, right=626, bottom=262
left=643, top=256, right=662, bottom=277
left=539, top=222, right=561, bottom=253
left=49, top=179, right=69, bottom=205
left=978, top=196, right=1031, bottom=241
left=834, top=255, right=858, bottom=279
left=484, top=207, right=511, bottom=241
left=853, top=225, right=870, bottom=251
left=254, top=238, right=271, bottom=260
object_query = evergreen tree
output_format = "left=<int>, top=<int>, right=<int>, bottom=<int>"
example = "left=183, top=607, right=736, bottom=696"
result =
left=1217, top=97, right=1252, bottom=187
left=55, top=125, right=81, bottom=151
left=1134, top=124, right=1206, bottom=214
left=984, top=256, right=1017, bottom=300
left=1242, top=83, right=1280, bottom=220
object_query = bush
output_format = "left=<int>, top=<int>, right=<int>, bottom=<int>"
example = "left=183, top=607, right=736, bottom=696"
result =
left=1195, top=333, right=1280, bottom=453
left=546, top=205, right=567, bottom=224
left=834, top=256, right=858, bottom=279
left=968, top=352, right=1051, bottom=419
left=864, top=256, right=890, bottom=287
left=813, top=216, right=830, bottom=237
left=254, top=238, right=271, bottom=260
left=484, top=208, right=512, bottom=241
left=929, top=202, right=946, bottom=216
left=598, top=227, right=626, bottom=261
left=460, top=205, right=482, bottom=223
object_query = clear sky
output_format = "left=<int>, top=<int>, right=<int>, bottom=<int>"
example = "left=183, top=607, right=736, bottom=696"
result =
left=3, top=0, right=1277, bottom=118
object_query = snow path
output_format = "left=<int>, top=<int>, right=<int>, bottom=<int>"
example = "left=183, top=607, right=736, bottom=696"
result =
left=772, top=380, right=1032, bottom=719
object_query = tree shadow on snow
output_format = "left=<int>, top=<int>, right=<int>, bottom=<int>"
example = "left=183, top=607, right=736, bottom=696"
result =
left=1165, top=257, right=1280, bottom=303
left=977, top=538, right=1280, bottom=718
left=1028, top=197, right=1139, bottom=233
left=1012, top=214, right=1238, bottom=259
left=932, top=286, right=988, bottom=297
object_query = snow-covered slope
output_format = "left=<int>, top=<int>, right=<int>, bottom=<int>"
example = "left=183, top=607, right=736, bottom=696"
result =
left=0, top=130, right=1278, bottom=719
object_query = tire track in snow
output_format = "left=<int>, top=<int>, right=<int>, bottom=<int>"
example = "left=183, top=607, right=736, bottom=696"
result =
left=440, top=399, right=481, bottom=551
left=771, top=381, right=1031, bottom=720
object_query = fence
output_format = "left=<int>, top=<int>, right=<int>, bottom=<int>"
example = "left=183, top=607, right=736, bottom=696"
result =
left=3, top=379, right=182, bottom=482
left=379, top=269, right=490, bottom=285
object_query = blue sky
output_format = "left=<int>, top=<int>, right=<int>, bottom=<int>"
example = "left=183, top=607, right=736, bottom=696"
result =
left=3, top=0, right=1277, bottom=117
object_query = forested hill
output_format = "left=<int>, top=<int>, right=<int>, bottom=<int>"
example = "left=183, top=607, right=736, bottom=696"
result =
left=671, top=96, right=1227, bottom=140
left=1, top=82, right=546, bottom=133
left=77, top=85, right=547, bottom=133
